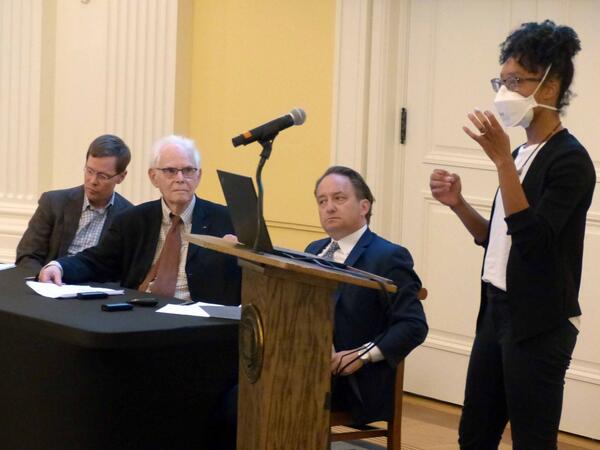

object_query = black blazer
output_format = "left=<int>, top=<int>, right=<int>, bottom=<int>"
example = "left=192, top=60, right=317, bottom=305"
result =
left=16, top=185, right=132, bottom=272
left=306, top=228, right=427, bottom=423
left=479, top=129, right=596, bottom=341
left=58, top=197, right=241, bottom=305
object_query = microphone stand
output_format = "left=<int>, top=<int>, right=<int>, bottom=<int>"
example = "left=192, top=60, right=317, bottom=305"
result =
left=254, top=135, right=277, bottom=251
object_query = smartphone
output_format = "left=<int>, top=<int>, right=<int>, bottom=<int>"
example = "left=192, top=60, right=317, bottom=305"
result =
left=101, top=303, right=134, bottom=312
left=77, top=291, right=109, bottom=300
left=127, top=298, right=159, bottom=307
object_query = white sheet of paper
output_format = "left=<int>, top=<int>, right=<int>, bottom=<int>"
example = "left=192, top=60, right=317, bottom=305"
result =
left=26, top=281, right=124, bottom=299
left=157, top=301, right=241, bottom=320
left=197, top=303, right=242, bottom=320
left=156, top=303, right=210, bottom=317
left=0, top=263, right=16, bottom=271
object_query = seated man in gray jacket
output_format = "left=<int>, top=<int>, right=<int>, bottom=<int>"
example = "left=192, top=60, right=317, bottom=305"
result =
left=15, top=134, right=132, bottom=272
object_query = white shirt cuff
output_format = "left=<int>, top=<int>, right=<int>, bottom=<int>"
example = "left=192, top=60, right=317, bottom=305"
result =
left=43, top=261, right=63, bottom=276
left=363, top=342, right=384, bottom=363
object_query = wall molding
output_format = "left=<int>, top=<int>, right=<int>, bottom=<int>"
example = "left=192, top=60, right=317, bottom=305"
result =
left=266, top=220, right=324, bottom=234
left=593, top=161, right=600, bottom=183
left=423, top=191, right=493, bottom=211
left=0, top=202, right=35, bottom=263
left=424, top=149, right=496, bottom=172
left=421, top=330, right=473, bottom=356
left=0, top=201, right=38, bottom=218
left=568, top=361, right=600, bottom=385
left=425, top=148, right=600, bottom=178
left=586, top=211, right=600, bottom=227
left=423, top=191, right=600, bottom=231
left=422, top=331, right=600, bottom=386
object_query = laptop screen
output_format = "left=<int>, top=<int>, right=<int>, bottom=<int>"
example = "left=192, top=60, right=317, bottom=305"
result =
left=217, top=170, right=274, bottom=252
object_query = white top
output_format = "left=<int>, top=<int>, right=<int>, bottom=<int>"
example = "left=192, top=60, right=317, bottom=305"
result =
left=483, top=142, right=542, bottom=290
left=482, top=141, right=580, bottom=329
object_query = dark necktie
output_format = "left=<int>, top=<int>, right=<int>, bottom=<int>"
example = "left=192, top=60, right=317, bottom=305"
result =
left=321, top=240, right=340, bottom=261
left=139, top=215, right=183, bottom=297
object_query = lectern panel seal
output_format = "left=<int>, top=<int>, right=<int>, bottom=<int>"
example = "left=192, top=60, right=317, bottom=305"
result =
left=240, top=304, right=264, bottom=383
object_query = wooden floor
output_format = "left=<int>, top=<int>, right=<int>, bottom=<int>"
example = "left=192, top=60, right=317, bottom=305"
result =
left=332, top=393, right=600, bottom=450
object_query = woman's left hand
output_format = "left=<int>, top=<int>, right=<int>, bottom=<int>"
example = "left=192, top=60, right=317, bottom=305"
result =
left=463, top=109, right=513, bottom=168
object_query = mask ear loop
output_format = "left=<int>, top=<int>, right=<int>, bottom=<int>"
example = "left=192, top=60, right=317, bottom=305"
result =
left=531, top=64, right=558, bottom=111
left=533, top=64, right=553, bottom=95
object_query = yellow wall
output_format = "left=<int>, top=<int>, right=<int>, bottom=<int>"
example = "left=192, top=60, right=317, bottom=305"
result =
left=189, top=0, right=336, bottom=250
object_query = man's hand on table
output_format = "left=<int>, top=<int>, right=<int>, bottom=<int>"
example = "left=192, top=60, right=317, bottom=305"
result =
left=38, top=264, right=63, bottom=285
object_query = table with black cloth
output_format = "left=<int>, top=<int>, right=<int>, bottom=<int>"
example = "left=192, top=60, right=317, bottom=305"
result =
left=0, top=266, right=239, bottom=450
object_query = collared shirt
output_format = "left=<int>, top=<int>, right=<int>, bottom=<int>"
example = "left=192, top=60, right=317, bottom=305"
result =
left=146, top=197, right=196, bottom=301
left=67, top=192, right=115, bottom=255
left=318, top=224, right=368, bottom=264
left=318, top=224, right=384, bottom=363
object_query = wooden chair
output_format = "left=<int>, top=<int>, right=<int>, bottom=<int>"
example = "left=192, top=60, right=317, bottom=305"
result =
left=329, top=287, right=427, bottom=449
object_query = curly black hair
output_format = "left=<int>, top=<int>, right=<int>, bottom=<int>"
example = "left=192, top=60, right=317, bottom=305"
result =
left=499, top=20, right=581, bottom=111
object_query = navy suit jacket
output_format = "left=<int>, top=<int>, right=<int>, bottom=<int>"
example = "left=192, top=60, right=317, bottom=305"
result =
left=306, top=228, right=427, bottom=423
left=57, top=196, right=241, bottom=306
left=16, top=185, right=132, bottom=272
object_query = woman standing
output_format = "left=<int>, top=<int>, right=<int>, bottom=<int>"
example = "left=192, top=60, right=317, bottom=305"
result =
left=430, top=20, right=595, bottom=449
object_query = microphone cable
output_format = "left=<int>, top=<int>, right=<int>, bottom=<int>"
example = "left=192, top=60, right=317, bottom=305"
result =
left=333, top=278, right=394, bottom=377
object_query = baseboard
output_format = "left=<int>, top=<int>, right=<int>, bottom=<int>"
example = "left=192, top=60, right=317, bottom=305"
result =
left=0, top=200, right=35, bottom=263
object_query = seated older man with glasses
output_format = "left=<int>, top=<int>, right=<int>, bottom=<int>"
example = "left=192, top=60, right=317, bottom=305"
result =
left=16, top=134, right=133, bottom=272
left=38, top=135, right=241, bottom=306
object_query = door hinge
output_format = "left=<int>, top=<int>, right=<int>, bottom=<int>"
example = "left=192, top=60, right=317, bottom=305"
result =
left=400, top=107, right=407, bottom=144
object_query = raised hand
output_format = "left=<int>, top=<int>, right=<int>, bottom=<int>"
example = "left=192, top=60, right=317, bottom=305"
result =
left=464, top=109, right=513, bottom=169
left=430, top=169, right=463, bottom=207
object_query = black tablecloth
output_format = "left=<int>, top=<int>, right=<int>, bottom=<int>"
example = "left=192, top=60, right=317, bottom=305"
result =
left=0, top=267, right=239, bottom=450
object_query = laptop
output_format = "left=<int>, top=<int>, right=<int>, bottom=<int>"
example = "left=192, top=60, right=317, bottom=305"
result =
left=216, top=169, right=349, bottom=270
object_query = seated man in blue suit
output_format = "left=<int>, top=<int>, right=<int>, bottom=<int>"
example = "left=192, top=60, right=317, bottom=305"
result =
left=38, top=135, right=241, bottom=305
left=306, top=165, right=428, bottom=424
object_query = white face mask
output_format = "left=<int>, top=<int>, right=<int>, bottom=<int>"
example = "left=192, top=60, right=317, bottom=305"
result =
left=494, top=65, right=557, bottom=128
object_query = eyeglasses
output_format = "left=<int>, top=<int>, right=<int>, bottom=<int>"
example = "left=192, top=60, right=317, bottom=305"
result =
left=490, top=76, right=542, bottom=92
left=155, top=167, right=198, bottom=178
left=84, top=166, right=121, bottom=182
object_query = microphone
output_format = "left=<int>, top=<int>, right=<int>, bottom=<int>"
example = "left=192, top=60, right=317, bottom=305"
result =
left=232, top=108, right=306, bottom=147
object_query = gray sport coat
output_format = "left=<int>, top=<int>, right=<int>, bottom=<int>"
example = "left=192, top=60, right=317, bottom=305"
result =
left=15, top=185, right=132, bottom=272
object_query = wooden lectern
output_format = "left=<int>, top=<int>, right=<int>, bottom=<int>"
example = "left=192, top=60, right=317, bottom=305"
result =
left=185, top=234, right=396, bottom=450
